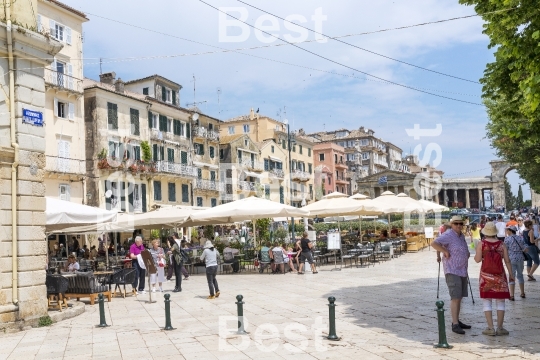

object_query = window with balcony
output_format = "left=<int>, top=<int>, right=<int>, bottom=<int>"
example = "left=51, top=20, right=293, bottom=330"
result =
left=194, top=143, right=205, bottom=155
left=108, top=141, right=121, bottom=158
left=335, top=154, right=338, bottom=163
left=228, top=126, right=235, bottom=134
left=130, top=108, right=140, bottom=135
left=180, top=151, right=188, bottom=164
left=167, top=148, right=174, bottom=162
left=362, top=152, right=369, bottom=160
left=168, top=183, right=176, bottom=202
left=197, top=168, right=202, bottom=179
left=197, top=197, right=203, bottom=207
left=107, top=102, right=118, bottom=130
left=47, top=19, right=72, bottom=44
left=154, top=181, right=162, bottom=201
left=209, top=123, right=214, bottom=132
left=319, top=153, right=324, bottom=161
left=182, top=184, right=189, bottom=203
left=127, top=144, right=141, bottom=160
left=243, top=124, right=250, bottom=133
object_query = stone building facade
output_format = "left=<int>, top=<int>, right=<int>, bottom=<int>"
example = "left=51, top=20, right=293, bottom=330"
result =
left=0, top=0, right=63, bottom=327
left=313, top=142, right=348, bottom=197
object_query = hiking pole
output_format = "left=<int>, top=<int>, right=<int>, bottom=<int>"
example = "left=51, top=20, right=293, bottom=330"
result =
left=467, top=275, right=475, bottom=304
left=437, top=261, right=441, bottom=299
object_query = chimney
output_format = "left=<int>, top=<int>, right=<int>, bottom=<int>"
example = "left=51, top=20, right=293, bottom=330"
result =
left=249, top=108, right=255, bottom=120
left=114, top=78, right=125, bottom=93
left=99, top=72, right=116, bottom=84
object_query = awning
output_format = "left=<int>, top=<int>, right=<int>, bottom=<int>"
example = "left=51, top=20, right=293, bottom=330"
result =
left=269, top=156, right=282, bottom=162
left=238, top=148, right=258, bottom=154
left=193, top=161, right=219, bottom=169
left=242, top=171, right=263, bottom=178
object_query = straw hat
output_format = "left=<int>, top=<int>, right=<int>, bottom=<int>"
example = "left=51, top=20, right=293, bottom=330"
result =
left=203, top=240, right=214, bottom=249
left=481, top=222, right=498, bottom=236
left=449, top=215, right=464, bottom=224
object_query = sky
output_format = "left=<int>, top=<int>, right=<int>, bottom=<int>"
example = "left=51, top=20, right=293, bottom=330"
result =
left=63, top=0, right=530, bottom=200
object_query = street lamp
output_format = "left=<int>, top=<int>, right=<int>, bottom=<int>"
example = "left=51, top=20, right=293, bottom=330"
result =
left=285, top=119, right=297, bottom=242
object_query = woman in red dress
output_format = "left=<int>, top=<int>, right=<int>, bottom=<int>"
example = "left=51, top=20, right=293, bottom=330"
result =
left=474, top=222, right=514, bottom=336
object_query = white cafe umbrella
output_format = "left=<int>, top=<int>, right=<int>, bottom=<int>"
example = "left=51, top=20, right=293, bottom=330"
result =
left=350, top=193, right=369, bottom=200
left=187, top=196, right=309, bottom=247
left=46, top=197, right=117, bottom=232
left=418, top=199, right=449, bottom=212
left=370, top=191, right=425, bottom=234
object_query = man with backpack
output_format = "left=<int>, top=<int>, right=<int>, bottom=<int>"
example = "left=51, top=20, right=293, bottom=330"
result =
left=431, top=216, right=472, bottom=335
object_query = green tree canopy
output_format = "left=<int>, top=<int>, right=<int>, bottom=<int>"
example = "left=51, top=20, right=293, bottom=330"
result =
left=458, top=0, right=540, bottom=191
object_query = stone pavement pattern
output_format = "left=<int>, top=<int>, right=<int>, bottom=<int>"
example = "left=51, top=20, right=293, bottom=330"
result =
left=1, top=250, right=539, bottom=360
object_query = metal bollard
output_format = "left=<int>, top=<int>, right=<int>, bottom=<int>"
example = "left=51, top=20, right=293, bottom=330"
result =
left=434, top=300, right=452, bottom=349
left=164, top=294, right=175, bottom=330
left=327, top=296, right=340, bottom=341
left=97, top=293, right=109, bottom=327
left=236, top=295, right=248, bottom=334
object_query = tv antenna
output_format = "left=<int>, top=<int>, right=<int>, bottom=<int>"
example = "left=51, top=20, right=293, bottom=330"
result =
left=191, top=75, right=196, bottom=104
left=217, top=87, right=222, bottom=116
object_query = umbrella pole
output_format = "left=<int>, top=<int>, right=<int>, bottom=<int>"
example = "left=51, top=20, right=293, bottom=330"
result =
left=253, top=220, right=257, bottom=250
left=105, top=233, right=109, bottom=269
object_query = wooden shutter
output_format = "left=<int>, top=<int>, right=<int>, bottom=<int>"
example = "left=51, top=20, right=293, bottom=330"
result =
left=186, top=123, right=190, bottom=138
left=162, top=86, right=167, bottom=102
left=209, top=146, right=214, bottom=159
left=107, top=103, right=118, bottom=129
left=172, top=91, right=176, bottom=105
left=131, top=109, right=140, bottom=135
left=280, top=186, right=284, bottom=204
left=167, top=148, right=174, bottom=162
left=153, top=144, right=158, bottom=161
left=210, top=171, right=216, bottom=181
left=264, top=159, right=269, bottom=171
left=148, top=111, right=153, bottom=128
left=67, top=63, right=73, bottom=89
left=197, top=168, right=202, bottom=179
left=141, top=184, right=147, bottom=212
left=49, top=19, right=56, bottom=38
left=181, top=151, right=187, bottom=164
left=182, top=184, right=189, bottom=203
left=120, top=182, right=126, bottom=212
left=154, top=181, right=162, bottom=201
left=160, top=146, right=164, bottom=161
left=128, top=183, right=134, bottom=213
left=68, top=103, right=74, bottom=120
left=65, top=27, right=72, bottom=45
left=168, top=183, right=176, bottom=202
left=159, top=115, right=167, bottom=132
left=105, top=181, right=112, bottom=209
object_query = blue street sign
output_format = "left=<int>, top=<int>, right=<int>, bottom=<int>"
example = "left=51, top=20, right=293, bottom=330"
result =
left=22, top=109, right=44, bottom=127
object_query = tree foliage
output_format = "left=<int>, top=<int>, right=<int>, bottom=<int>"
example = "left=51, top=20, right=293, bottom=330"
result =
left=458, top=0, right=540, bottom=191
left=504, top=179, right=517, bottom=210
left=517, top=184, right=524, bottom=208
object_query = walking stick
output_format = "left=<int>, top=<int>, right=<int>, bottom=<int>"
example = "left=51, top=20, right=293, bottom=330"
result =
left=437, top=261, right=441, bottom=299
left=467, top=275, right=475, bottom=304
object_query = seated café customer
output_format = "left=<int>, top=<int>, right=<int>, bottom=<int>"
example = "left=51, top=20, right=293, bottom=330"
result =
left=390, top=227, right=399, bottom=236
left=64, top=254, right=80, bottom=272
left=282, top=243, right=297, bottom=272
left=258, top=243, right=272, bottom=273
left=223, top=245, right=240, bottom=272
left=379, top=230, right=389, bottom=241
left=270, top=244, right=285, bottom=274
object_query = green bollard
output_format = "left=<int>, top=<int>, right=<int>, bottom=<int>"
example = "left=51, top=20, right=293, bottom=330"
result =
left=164, top=294, right=175, bottom=330
left=434, top=300, right=453, bottom=349
left=327, top=296, right=340, bottom=341
left=97, top=293, right=109, bottom=327
left=236, top=295, right=248, bottom=334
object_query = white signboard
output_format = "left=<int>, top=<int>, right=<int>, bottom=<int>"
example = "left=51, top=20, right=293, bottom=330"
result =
left=425, top=227, right=434, bottom=238
left=327, top=233, right=341, bottom=250
left=308, top=231, right=316, bottom=241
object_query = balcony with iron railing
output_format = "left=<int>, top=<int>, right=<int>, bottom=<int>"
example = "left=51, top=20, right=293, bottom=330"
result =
left=44, top=68, right=83, bottom=93
left=269, top=168, right=285, bottom=179
left=237, top=181, right=258, bottom=192
left=192, top=126, right=220, bottom=142
left=150, top=129, right=190, bottom=146
left=155, top=161, right=198, bottom=177
left=335, top=160, right=348, bottom=169
left=194, top=179, right=224, bottom=192
left=291, top=169, right=311, bottom=182
left=291, top=192, right=310, bottom=202
left=373, top=158, right=389, bottom=168
left=46, top=155, right=86, bottom=175
left=238, top=158, right=264, bottom=172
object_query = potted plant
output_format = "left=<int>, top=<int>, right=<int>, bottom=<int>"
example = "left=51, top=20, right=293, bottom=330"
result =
left=128, top=163, right=138, bottom=174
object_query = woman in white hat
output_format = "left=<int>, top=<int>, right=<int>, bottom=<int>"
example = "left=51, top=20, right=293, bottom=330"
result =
left=200, top=240, right=220, bottom=299
left=474, top=222, right=514, bottom=336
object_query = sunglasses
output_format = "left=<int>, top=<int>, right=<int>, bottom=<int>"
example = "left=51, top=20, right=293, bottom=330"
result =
left=453, top=222, right=464, bottom=226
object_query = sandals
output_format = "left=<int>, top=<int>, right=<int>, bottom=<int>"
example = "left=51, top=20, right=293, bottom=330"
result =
left=297, top=272, right=304, bottom=275
left=521, top=293, right=526, bottom=298
left=527, top=274, right=536, bottom=281
left=313, top=271, right=318, bottom=274
left=509, top=296, right=515, bottom=301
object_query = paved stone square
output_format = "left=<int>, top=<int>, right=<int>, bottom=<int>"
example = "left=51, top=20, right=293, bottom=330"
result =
left=1, top=250, right=539, bottom=360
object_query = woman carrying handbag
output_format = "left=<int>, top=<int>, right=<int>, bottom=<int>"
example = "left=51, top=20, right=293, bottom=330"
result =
left=474, top=222, right=514, bottom=336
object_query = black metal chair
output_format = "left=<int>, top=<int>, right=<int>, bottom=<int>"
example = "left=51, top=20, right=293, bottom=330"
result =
left=46, top=275, right=69, bottom=311
left=111, top=268, right=136, bottom=298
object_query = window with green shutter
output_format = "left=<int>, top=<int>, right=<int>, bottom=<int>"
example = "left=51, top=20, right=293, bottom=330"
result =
left=168, top=182, right=176, bottom=202
left=197, top=197, right=203, bottom=207
left=148, top=111, right=153, bottom=129
left=173, top=119, right=180, bottom=135
left=197, top=168, right=202, bottom=179
left=160, top=146, right=164, bottom=161
left=211, top=198, right=217, bottom=207
left=154, top=181, right=162, bottom=201
left=167, top=148, right=174, bottom=162
left=186, top=123, right=190, bottom=138
left=282, top=140, right=286, bottom=149
left=299, top=145, right=303, bottom=154
left=264, top=159, right=269, bottom=171
left=130, top=108, right=140, bottom=135
left=181, top=151, right=188, bottom=164
left=279, top=186, right=284, bottom=204
left=195, top=143, right=204, bottom=155
left=159, top=115, right=167, bottom=132
left=308, top=148, right=311, bottom=157
left=172, top=91, right=177, bottom=105
left=107, top=102, right=118, bottom=130
left=308, top=163, right=312, bottom=174
left=152, top=144, right=158, bottom=161
left=210, top=171, right=216, bottom=181
left=264, top=185, right=270, bottom=199
left=162, top=86, right=167, bottom=102
left=181, top=184, right=189, bottom=203
left=209, top=146, right=215, bottom=159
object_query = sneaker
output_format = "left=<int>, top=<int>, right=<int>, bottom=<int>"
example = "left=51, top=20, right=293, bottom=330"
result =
left=215, top=291, right=220, bottom=298
left=482, top=328, right=496, bottom=336
left=458, top=320, right=471, bottom=329
left=151, top=288, right=156, bottom=293
left=496, top=327, right=509, bottom=336
left=139, top=290, right=147, bottom=295
left=184, top=277, right=189, bottom=280
left=452, top=323, right=465, bottom=334
left=159, top=287, right=163, bottom=292
left=207, top=295, right=215, bottom=299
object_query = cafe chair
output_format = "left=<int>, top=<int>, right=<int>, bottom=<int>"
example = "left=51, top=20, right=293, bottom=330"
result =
left=46, top=275, right=69, bottom=311
left=112, top=268, right=136, bottom=298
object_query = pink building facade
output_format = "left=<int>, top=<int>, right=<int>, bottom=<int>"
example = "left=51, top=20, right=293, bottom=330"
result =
left=314, top=143, right=349, bottom=196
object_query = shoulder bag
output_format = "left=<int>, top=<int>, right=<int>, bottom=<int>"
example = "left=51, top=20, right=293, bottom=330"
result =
left=512, top=236, right=529, bottom=262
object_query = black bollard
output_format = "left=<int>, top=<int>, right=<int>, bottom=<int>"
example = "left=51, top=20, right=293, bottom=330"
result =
left=327, top=296, right=340, bottom=341
left=164, top=294, right=175, bottom=331
left=97, top=293, right=109, bottom=327
left=434, top=300, right=452, bottom=349
left=236, top=295, right=248, bottom=334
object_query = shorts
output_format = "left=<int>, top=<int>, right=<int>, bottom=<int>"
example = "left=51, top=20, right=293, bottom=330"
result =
left=445, top=273, right=468, bottom=299
left=300, top=251, right=314, bottom=264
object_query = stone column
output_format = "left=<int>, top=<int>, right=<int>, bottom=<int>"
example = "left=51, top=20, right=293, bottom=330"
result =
left=435, top=191, right=440, bottom=205
left=454, top=189, right=458, bottom=206
left=478, top=188, right=483, bottom=208
left=444, top=188, right=449, bottom=206
left=465, top=188, right=471, bottom=208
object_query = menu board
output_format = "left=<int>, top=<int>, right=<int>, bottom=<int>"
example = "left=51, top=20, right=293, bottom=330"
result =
left=425, top=227, right=434, bottom=238
left=327, top=233, right=341, bottom=250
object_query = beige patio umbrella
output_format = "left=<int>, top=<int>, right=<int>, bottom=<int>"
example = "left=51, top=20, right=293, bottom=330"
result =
left=370, top=191, right=425, bottom=234
left=350, top=193, right=369, bottom=200
left=187, top=196, right=310, bottom=248
left=418, top=199, right=449, bottom=212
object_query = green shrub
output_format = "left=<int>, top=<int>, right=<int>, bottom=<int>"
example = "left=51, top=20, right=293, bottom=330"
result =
left=38, top=316, right=53, bottom=327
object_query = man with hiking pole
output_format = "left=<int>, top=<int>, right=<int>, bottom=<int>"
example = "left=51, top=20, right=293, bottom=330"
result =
left=432, top=216, right=472, bottom=335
